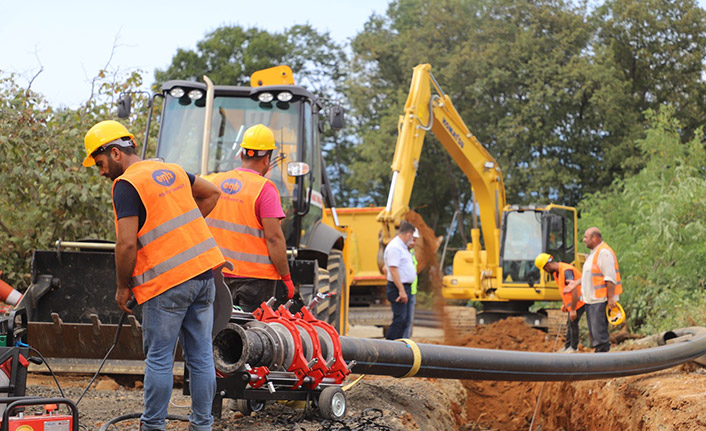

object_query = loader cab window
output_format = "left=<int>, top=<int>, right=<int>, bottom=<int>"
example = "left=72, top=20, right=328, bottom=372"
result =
left=500, top=210, right=543, bottom=284
left=298, top=103, right=323, bottom=247
left=156, top=90, right=301, bottom=201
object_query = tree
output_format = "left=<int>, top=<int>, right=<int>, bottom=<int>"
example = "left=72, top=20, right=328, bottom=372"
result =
left=0, top=70, right=149, bottom=289
left=590, top=0, right=706, bottom=177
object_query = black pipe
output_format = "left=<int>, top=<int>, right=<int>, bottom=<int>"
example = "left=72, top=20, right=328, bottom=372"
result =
left=339, top=329, right=706, bottom=381
left=214, top=321, right=706, bottom=382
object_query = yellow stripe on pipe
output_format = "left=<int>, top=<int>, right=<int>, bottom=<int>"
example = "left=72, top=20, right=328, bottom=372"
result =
left=398, top=338, right=422, bottom=378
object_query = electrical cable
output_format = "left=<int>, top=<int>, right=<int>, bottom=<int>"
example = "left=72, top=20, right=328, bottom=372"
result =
left=26, top=345, right=66, bottom=399
left=75, top=298, right=137, bottom=406
left=97, top=412, right=190, bottom=431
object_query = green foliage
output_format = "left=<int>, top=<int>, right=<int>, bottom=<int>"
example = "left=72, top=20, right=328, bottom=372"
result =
left=579, top=106, right=706, bottom=333
left=0, top=71, right=148, bottom=290
left=345, top=0, right=706, bottom=215
left=154, top=24, right=347, bottom=95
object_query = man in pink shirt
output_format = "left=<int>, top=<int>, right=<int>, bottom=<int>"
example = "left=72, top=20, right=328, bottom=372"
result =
left=206, top=124, right=295, bottom=312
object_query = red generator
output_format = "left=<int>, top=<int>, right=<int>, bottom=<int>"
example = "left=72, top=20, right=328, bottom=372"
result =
left=1, top=398, right=78, bottom=431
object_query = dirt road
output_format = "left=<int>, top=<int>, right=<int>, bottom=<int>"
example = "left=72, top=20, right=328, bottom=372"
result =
left=22, top=319, right=706, bottom=430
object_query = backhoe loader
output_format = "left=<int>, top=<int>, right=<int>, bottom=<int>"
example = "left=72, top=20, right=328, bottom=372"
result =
left=20, top=66, right=359, bottom=373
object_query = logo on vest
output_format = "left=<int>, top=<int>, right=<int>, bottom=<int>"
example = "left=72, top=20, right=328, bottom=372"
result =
left=221, top=178, right=242, bottom=195
left=153, top=169, right=176, bottom=187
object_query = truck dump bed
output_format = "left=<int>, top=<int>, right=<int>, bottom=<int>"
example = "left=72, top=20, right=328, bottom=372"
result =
left=325, top=208, right=392, bottom=326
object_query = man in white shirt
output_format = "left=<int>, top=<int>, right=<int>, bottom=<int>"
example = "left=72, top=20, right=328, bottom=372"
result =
left=567, top=227, right=622, bottom=352
left=383, top=221, right=417, bottom=340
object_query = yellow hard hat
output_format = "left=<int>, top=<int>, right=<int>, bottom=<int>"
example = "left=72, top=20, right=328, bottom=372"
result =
left=83, top=120, right=134, bottom=167
left=534, top=253, right=553, bottom=271
left=606, top=302, right=625, bottom=326
left=240, top=124, right=277, bottom=152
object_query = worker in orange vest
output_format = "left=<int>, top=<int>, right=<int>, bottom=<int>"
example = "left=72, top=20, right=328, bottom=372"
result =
left=535, top=253, right=584, bottom=353
left=83, top=120, right=225, bottom=431
left=565, top=227, right=622, bottom=352
left=206, top=124, right=295, bottom=312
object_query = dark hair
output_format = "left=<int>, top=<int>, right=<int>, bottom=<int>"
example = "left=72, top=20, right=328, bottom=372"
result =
left=398, top=220, right=415, bottom=235
left=241, top=149, right=272, bottom=161
left=91, top=139, right=136, bottom=159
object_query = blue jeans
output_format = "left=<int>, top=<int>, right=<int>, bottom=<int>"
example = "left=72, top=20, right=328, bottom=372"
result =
left=402, top=294, right=416, bottom=339
left=141, top=277, right=216, bottom=431
left=385, top=282, right=412, bottom=340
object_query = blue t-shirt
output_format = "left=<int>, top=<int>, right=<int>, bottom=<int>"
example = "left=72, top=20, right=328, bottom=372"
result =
left=113, top=172, right=196, bottom=228
left=113, top=171, right=212, bottom=280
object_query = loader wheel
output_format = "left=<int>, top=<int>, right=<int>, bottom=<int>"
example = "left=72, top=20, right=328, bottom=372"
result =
left=318, top=386, right=346, bottom=420
left=325, top=250, right=346, bottom=331
left=230, top=399, right=266, bottom=416
left=313, top=265, right=331, bottom=321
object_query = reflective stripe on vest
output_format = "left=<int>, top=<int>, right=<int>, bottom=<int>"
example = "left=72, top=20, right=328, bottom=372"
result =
left=590, top=242, right=623, bottom=297
left=113, top=160, right=224, bottom=304
left=206, top=169, right=280, bottom=280
left=137, top=208, right=203, bottom=249
left=553, top=262, right=584, bottom=310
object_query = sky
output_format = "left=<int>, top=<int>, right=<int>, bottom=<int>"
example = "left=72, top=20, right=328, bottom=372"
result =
left=1, top=0, right=389, bottom=108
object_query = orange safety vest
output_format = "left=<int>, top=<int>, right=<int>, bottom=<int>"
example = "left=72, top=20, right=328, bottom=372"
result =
left=113, top=161, right=224, bottom=304
left=552, top=262, right=584, bottom=311
left=206, top=169, right=281, bottom=280
left=591, top=242, right=623, bottom=298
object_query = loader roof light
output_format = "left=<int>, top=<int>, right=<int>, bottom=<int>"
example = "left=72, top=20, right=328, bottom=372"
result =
left=287, top=162, right=310, bottom=177
left=277, top=91, right=293, bottom=102
left=188, top=89, right=204, bottom=100
left=258, top=92, right=274, bottom=103
left=483, top=161, right=495, bottom=169
left=169, top=87, right=185, bottom=98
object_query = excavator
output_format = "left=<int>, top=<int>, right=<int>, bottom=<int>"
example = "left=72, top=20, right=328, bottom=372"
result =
left=377, top=64, right=581, bottom=327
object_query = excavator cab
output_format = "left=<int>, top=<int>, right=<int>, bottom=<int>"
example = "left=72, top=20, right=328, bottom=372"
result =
left=499, top=205, right=577, bottom=286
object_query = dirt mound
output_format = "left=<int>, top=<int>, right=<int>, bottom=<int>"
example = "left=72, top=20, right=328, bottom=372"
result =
left=455, top=317, right=555, bottom=351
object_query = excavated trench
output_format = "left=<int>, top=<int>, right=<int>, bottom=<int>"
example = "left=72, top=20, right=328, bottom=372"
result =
left=364, top=211, right=706, bottom=430
left=394, top=317, right=706, bottom=431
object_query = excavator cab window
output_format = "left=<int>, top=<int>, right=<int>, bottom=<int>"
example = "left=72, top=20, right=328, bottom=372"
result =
left=500, top=210, right=543, bottom=284
left=542, top=208, right=575, bottom=265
